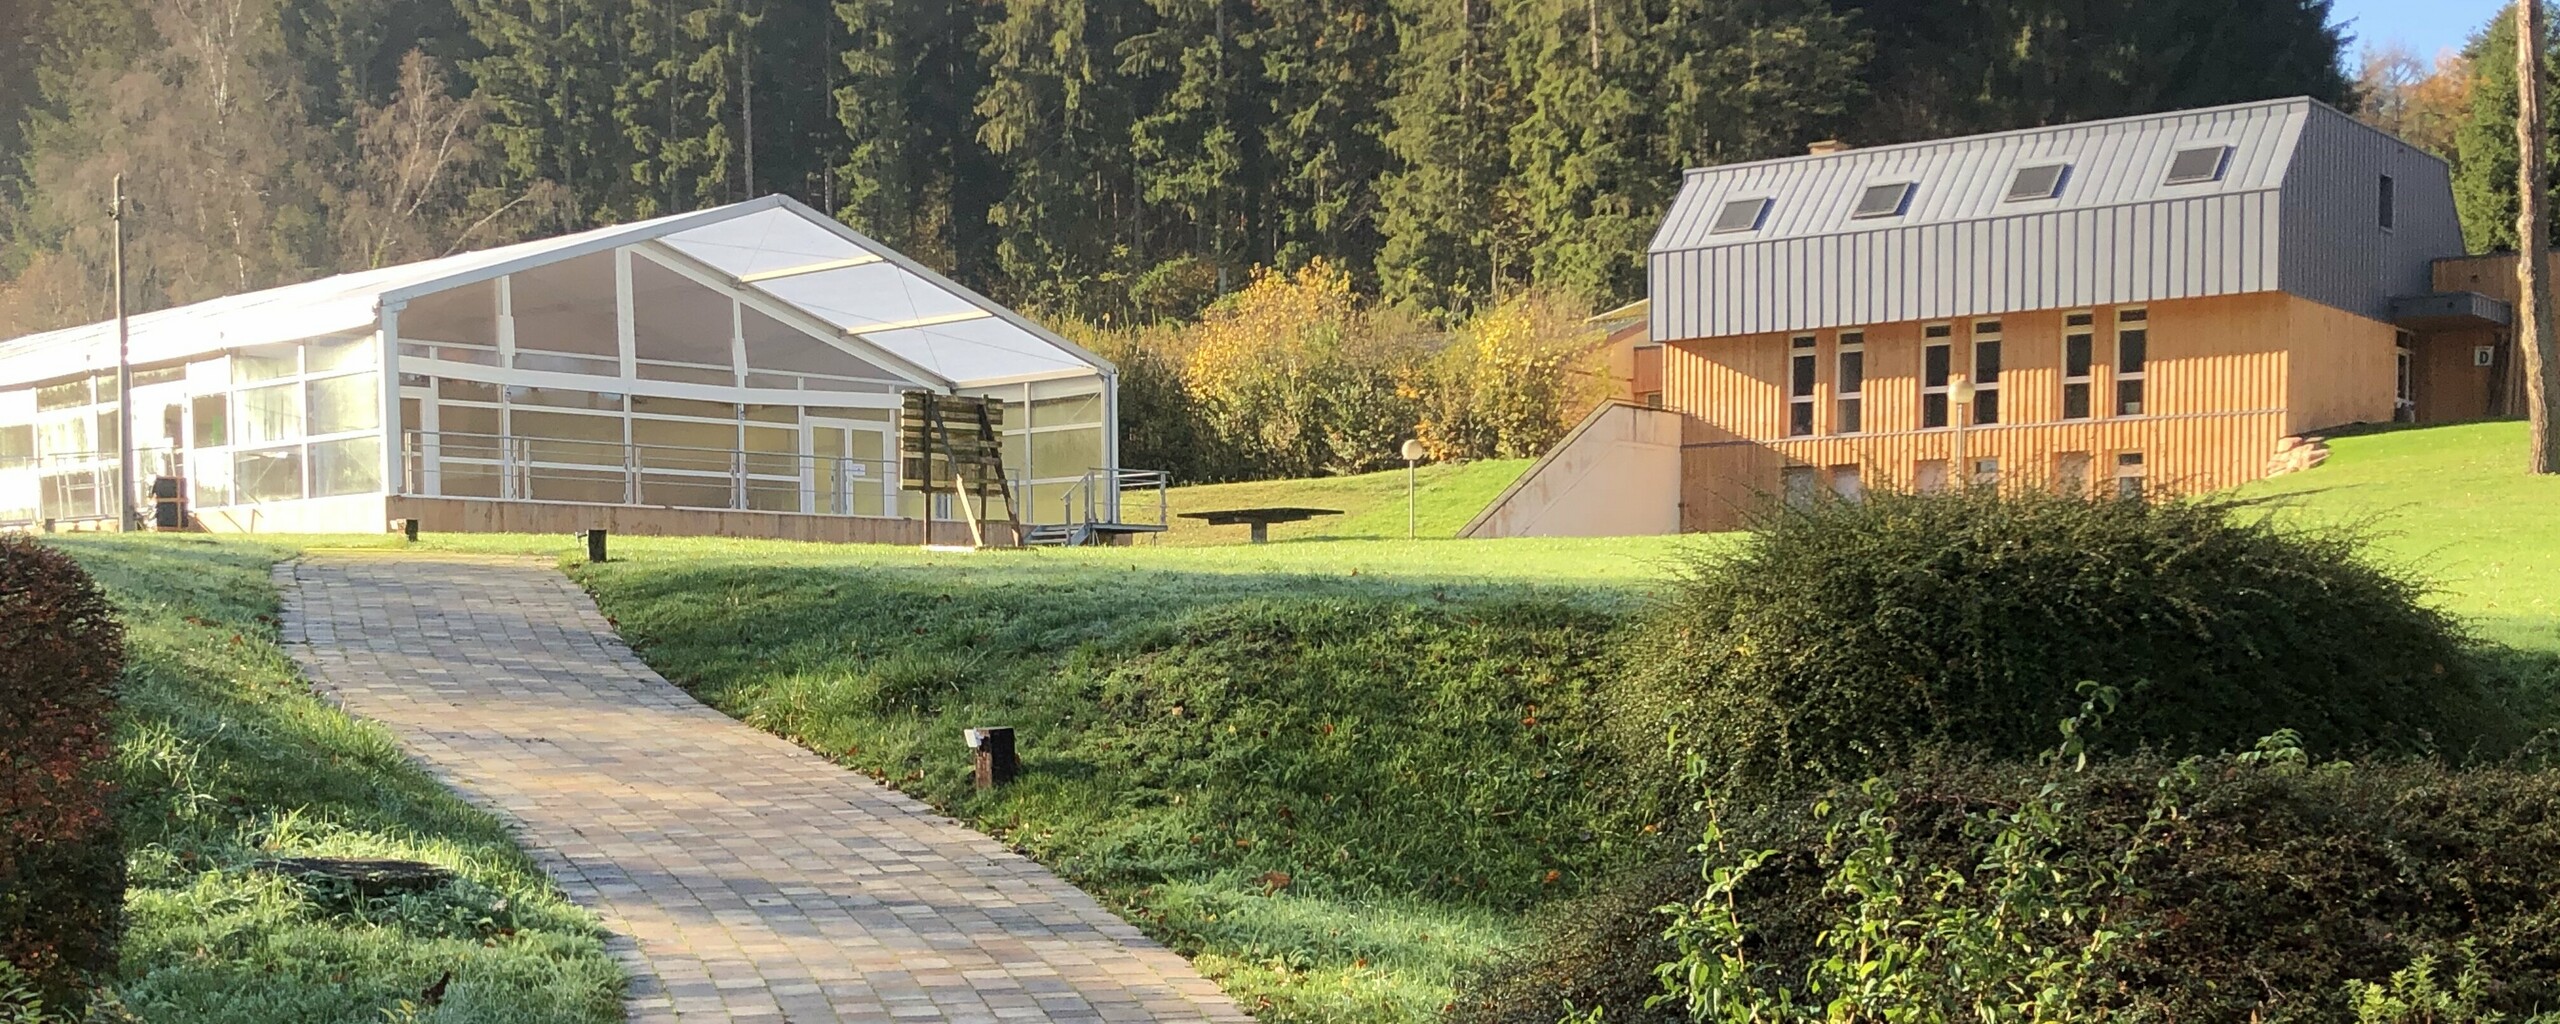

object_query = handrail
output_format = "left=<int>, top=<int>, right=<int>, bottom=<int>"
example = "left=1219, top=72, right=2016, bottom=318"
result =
left=1056, top=468, right=1170, bottom=531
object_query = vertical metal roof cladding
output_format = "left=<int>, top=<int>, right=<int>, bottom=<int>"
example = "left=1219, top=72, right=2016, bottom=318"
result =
left=1647, top=97, right=2462, bottom=341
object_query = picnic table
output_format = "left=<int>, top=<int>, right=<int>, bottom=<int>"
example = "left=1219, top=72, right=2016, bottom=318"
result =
left=1175, top=506, right=1343, bottom=544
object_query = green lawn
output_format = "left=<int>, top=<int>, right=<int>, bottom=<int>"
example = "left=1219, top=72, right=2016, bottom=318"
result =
left=52, top=536, right=620, bottom=1024
left=1148, top=458, right=1533, bottom=545
left=46, top=418, right=2560, bottom=1024
left=2237, top=420, right=2560, bottom=653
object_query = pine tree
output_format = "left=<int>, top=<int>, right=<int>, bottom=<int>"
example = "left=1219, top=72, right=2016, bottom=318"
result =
left=1500, top=0, right=1656, bottom=303
left=1375, top=0, right=1509, bottom=314
left=461, top=0, right=637, bottom=224
left=975, top=0, right=1151, bottom=316
left=1123, top=0, right=1261, bottom=295
left=1255, top=0, right=1392, bottom=279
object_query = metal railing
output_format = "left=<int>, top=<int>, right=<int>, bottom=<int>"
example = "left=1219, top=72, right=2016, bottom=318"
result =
left=0, top=447, right=181, bottom=527
left=402, top=430, right=910, bottom=516
left=1058, top=468, right=1170, bottom=530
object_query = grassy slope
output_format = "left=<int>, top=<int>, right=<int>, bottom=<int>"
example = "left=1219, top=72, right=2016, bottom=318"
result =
left=53, top=536, right=619, bottom=1024
left=1151, top=459, right=1532, bottom=545
left=563, top=540, right=1667, bottom=1023
left=2238, top=420, right=2560, bottom=652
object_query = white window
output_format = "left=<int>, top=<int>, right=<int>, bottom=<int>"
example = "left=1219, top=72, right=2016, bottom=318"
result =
left=1920, top=324, right=1952, bottom=428
left=1834, top=331, right=1865, bottom=434
left=1972, top=457, right=2001, bottom=487
left=1787, top=334, right=1817, bottom=437
left=2395, top=331, right=2416, bottom=422
left=1971, top=320, right=2003, bottom=425
left=2115, top=309, right=2148, bottom=416
left=2061, top=311, right=2095, bottom=420
left=1781, top=465, right=1819, bottom=508
left=2114, top=452, right=2147, bottom=499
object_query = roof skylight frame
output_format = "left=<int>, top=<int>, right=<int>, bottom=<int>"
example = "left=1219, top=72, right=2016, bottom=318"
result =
left=1710, top=197, right=1773, bottom=234
left=2005, top=163, right=2069, bottom=202
left=2164, top=144, right=2233, bottom=185
left=1851, top=182, right=1917, bottom=220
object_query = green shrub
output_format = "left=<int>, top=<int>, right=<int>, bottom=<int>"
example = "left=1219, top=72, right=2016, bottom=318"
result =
left=0, top=536, right=126, bottom=1012
left=1457, top=745, right=2560, bottom=1023
left=1612, top=488, right=2498, bottom=799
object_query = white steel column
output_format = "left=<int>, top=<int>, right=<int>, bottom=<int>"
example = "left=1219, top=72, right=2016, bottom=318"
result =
left=379, top=311, right=403, bottom=497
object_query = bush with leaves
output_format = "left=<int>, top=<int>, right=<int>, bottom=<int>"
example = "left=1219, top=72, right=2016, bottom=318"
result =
left=0, top=536, right=126, bottom=1014
left=1459, top=734, right=2560, bottom=1024
left=1415, top=293, right=1610, bottom=462
left=1610, top=487, right=2503, bottom=802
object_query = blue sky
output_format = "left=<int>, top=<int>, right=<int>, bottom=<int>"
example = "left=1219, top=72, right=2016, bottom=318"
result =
left=2332, top=0, right=2508, bottom=59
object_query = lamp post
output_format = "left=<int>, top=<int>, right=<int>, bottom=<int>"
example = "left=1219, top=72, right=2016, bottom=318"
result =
left=111, top=174, right=136, bottom=531
left=1948, top=373, right=1975, bottom=488
left=1400, top=438, right=1426, bottom=539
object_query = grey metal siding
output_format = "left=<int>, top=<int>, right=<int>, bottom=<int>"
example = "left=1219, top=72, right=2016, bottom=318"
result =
left=1650, top=193, right=2283, bottom=339
left=1648, top=97, right=2470, bottom=341
left=2276, top=104, right=2465, bottom=321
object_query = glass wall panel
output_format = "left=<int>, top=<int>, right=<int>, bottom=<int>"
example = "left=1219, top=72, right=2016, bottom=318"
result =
left=631, top=395, right=735, bottom=419
left=234, top=344, right=300, bottom=382
left=510, top=352, right=619, bottom=376
left=1029, top=428, right=1103, bottom=478
left=1032, top=392, right=1103, bottom=428
left=37, top=416, right=91, bottom=456
left=235, top=447, right=305, bottom=503
left=238, top=382, right=304, bottom=444
left=632, top=256, right=736, bottom=366
left=438, top=404, right=503, bottom=458
left=308, top=374, right=381, bottom=435
left=193, top=453, right=231, bottom=507
left=745, top=481, right=799, bottom=511
left=741, top=306, right=897, bottom=379
left=0, top=425, right=29, bottom=460
left=508, top=386, right=625, bottom=411
left=308, top=334, right=379, bottom=373
left=191, top=395, right=227, bottom=447
left=36, top=379, right=90, bottom=412
left=439, top=462, right=502, bottom=497
left=638, top=363, right=733, bottom=385
left=641, top=473, right=733, bottom=508
left=509, top=251, right=619, bottom=355
left=402, top=279, right=501, bottom=347
left=632, top=417, right=736, bottom=471
left=530, top=467, right=626, bottom=504
left=439, top=378, right=500, bottom=403
left=311, top=436, right=383, bottom=496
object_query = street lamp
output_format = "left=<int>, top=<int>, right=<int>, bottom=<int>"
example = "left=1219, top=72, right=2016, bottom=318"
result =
left=1400, top=438, right=1427, bottom=539
left=1948, top=373, right=1976, bottom=488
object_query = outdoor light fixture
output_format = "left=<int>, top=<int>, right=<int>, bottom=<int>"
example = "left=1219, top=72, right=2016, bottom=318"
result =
left=1948, top=374, right=1976, bottom=488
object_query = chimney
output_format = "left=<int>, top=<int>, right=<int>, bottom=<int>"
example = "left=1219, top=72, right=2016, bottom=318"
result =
left=1807, top=139, right=1852, bottom=156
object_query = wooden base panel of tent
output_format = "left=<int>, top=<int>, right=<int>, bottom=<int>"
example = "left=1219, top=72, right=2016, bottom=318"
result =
left=387, top=496, right=1017, bottom=547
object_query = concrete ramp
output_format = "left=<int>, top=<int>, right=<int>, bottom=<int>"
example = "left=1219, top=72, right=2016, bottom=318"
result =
left=1459, top=401, right=1682, bottom=538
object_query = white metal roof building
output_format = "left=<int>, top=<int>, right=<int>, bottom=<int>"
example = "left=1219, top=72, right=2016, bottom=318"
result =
left=0, top=197, right=1127, bottom=538
left=1647, top=97, right=2468, bottom=342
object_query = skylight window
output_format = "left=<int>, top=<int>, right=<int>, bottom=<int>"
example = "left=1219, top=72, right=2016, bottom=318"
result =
left=2006, top=163, right=2068, bottom=201
left=1710, top=197, right=1772, bottom=234
left=2165, top=145, right=2232, bottom=185
left=1852, top=182, right=1915, bottom=219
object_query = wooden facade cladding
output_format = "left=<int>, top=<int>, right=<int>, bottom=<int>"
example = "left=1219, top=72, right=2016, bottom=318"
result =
left=1661, top=291, right=2394, bottom=532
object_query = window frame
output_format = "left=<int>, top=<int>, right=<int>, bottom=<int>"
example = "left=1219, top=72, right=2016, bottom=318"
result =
left=2005, top=163, right=2069, bottom=202
left=2379, top=174, right=2396, bottom=230
left=1833, top=331, right=1865, bottom=435
left=1851, top=182, right=1917, bottom=220
left=1711, top=197, right=1773, bottom=234
left=2163, top=144, right=2233, bottom=185
left=1919, top=324, right=1953, bottom=429
left=2113, top=452, right=2147, bottom=499
left=2061, top=311, right=2096, bottom=421
left=2114, top=308, right=2148, bottom=416
left=1786, top=334, right=1819, bottom=437
left=1970, top=319, right=2003, bottom=426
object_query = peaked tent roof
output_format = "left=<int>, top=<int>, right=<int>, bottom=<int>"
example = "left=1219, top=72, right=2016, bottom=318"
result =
left=0, top=196, right=1110, bottom=390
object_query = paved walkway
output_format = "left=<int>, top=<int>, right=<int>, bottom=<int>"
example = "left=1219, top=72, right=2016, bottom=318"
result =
left=279, top=552, right=1249, bottom=1024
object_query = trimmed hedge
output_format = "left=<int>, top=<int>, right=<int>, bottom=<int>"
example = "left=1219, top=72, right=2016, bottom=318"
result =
left=1456, top=751, right=2560, bottom=1023
left=0, top=536, right=126, bottom=1012
left=1612, top=488, right=2500, bottom=799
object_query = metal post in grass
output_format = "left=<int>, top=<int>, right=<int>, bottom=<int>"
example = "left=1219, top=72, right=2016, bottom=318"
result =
left=586, top=528, right=607, bottom=563
left=1401, top=438, right=1426, bottom=539
left=965, top=727, right=1018, bottom=789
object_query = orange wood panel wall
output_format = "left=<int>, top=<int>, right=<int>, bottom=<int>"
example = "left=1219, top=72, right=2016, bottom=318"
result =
left=1660, top=291, right=2384, bottom=532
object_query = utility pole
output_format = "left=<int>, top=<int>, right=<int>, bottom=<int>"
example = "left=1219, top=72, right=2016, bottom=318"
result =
left=112, top=173, right=137, bottom=530
left=2520, top=0, right=2560, bottom=473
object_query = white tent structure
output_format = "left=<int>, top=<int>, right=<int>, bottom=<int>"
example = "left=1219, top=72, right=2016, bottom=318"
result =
left=0, top=196, right=1144, bottom=541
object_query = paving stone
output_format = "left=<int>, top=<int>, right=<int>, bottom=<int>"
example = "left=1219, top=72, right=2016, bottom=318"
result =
left=280, top=553, right=1250, bottom=1024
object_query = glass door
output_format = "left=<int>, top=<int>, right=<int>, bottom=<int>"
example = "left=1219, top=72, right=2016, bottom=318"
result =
left=807, top=419, right=891, bottom=516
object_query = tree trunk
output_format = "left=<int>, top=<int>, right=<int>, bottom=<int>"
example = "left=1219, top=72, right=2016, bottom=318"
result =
left=2520, top=0, right=2560, bottom=473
